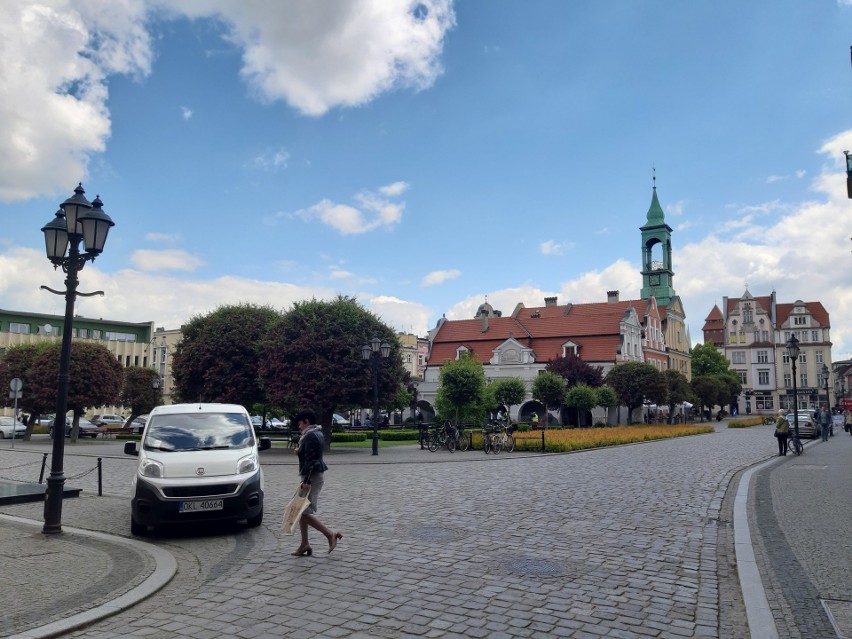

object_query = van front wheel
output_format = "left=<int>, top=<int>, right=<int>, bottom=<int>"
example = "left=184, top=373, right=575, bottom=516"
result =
left=130, top=516, right=147, bottom=536
left=246, top=509, right=263, bottom=528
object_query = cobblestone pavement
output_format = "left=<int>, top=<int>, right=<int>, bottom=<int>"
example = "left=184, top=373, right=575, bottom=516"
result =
left=0, top=423, right=847, bottom=638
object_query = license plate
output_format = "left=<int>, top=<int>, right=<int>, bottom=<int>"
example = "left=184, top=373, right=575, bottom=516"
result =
left=179, top=499, right=224, bottom=513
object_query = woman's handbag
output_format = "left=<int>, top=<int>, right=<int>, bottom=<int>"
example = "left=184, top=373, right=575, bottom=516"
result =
left=281, top=486, right=311, bottom=535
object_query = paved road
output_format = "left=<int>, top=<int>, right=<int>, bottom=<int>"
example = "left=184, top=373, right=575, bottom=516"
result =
left=0, top=424, right=848, bottom=638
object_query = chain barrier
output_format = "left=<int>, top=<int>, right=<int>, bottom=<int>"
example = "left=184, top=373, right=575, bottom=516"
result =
left=0, top=453, right=103, bottom=494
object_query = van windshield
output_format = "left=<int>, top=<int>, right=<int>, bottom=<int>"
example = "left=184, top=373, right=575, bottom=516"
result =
left=143, top=412, right=254, bottom=452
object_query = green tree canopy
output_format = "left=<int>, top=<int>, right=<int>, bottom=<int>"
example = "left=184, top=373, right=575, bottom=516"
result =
left=120, top=366, right=163, bottom=426
left=605, top=361, right=666, bottom=420
left=171, top=303, right=281, bottom=405
left=0, top=342, right=54, bottom=438
left=259, top=296, right=406, bottom=444
left=546, top=354, right=604, bottom=387
left=690, top=375, right=729, bottom=418
left=28, top=342, right=123, bottom=441
left=531, top=371, right=567, bottom=411
left=490, top=377, right=527, bottom=423
left=663, top=369, right=695, bottom=422
left=690, top=342, right=732, bottom=377
left=565, top=383, right=598, bottom=426
left=434, top=353, right=486, bottom=423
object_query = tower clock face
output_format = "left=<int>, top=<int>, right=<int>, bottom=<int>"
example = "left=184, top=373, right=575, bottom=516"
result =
left=649, top=274, right=661, bottom=286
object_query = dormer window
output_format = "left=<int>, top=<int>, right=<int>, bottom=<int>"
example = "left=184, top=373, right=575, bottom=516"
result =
left=561, top=340, right=579, bottom=357
left=455, top=345, right=469, bottom=360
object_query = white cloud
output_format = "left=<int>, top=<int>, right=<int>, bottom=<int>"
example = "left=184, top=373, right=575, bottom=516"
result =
left=540, top=240, right=574, bottom=256
left=366, top=295, right=432, bottom=335
left=379, top=181, right=409, bottom=197
left=145, top=232, right=180, bottom=243
left=0, top=0, right=153, bottom=201
left=129, top=249, right=206, bottom=272
left=293, top=183, right=407, bottom=234
left=248, top=148, right=290, bottom=172
left=181, top=106, right=193, bottom=120
left=170, top=0, right=456, bottom=116
left=667, top=200, right=686, bottom=216
left=421, top=269, right=461, bottom=287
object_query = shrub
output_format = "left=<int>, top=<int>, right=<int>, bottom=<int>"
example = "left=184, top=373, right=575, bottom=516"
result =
left=331, top=432, right=367, bottom=443
left=594, top=421, right=607, bottom=427
left=379, top=429, right=419, bottom=441
left=728, top=417, right=764, bottom=429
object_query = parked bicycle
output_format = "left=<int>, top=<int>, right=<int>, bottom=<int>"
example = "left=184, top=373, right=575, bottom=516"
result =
left=482, top=422, right=516, bottom=454
left=427, top=420, right=469, bottom=453
left=787, top=431, right=803, bottom=456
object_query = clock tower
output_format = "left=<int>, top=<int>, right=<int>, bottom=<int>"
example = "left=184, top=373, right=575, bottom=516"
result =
left=639, top=183, right=676, bottom=305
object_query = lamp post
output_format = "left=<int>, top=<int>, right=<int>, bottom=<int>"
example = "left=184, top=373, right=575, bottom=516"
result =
left=361, top=336, right=390, bottom=456
left=845, top=150, right=852, bottom=199
left=40, top=184, right=114, bottom=534
left=821, top=363, right=830, bottom=408
left=786, top=334, right=800, bottom=438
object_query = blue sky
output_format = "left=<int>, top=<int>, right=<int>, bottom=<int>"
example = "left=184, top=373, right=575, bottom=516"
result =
left=2, top=1, right=852, bottom=358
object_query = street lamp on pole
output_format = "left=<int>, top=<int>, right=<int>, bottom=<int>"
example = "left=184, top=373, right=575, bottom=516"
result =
left=361, top=336, right=390, bottom=456
left=40, top=184, right=114, bottom=534
left=821, top=363, right=830, bottom=408
left=786, top=334, right=800, bottom=439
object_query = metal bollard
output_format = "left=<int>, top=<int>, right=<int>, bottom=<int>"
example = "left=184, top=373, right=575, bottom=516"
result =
left=541, top=430, right=545, bottom=453
left=97, top=457, right=103, bottom=496
left=39, top=453, right=48, bottom=484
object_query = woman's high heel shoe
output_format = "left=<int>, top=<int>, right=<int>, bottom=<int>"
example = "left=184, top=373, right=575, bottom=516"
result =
left=328, top=531, right=343, bottom=553
left=291, top=545, right=312, bottom=557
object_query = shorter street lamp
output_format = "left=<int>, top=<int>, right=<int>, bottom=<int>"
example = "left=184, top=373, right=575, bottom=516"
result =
left=821, top=364, right=830, bottom=408
left=40, top=184, right=114, bottom=534
left=361, top=337, right=390, bottom=456
left=786, top=334, right=800, bottom=438
left=845, top=150, right=852, bottom=199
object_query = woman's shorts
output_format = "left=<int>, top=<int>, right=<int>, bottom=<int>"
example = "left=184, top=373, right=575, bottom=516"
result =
left=304, top=472, right=324, bottom=514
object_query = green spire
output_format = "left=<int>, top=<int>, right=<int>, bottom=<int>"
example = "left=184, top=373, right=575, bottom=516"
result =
left=645, top=187, right=665, bottom=225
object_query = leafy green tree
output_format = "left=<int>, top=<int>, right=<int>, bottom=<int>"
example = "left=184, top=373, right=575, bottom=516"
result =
left=28, top=342, right=123, bottom=441
left=434, top=353, right=486, bottom=424
left=531, top=371, right=567, bottom=415
left=546, top=354, right=604, bottom=387
left=663, top=369, right=695, bottom=423
left=120, top=367, right=163, bottom=426
left=490, top=377, right=527, bottom=424
left=690, top=342, right=732, bottom=377
left=0, top=342, right=54, bottom=439
left=565, top=383, right=597, bottom=426
left=595, top=385, right=619, bottom=425
left=690, top=375, right=729, bottom=420
left=171, top=303, right=281, bottom=405
left=259, top=296, right=406, bottom=446
left=605, top=362, right=666, bottom=423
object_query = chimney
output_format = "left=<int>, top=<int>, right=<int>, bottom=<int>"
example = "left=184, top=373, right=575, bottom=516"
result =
left=607, top=290, right=619, bottom=304
left=481, top=314, right=488, bottom=333
left=544, top=296, right=557, bottom=307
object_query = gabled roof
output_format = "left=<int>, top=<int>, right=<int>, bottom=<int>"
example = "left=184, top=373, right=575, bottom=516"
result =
left=776, top=301, right=831, bottom=328
left=726, top=296, right=773, bottom=315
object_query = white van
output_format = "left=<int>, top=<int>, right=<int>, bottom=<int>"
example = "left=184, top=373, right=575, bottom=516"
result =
left=124, top=403, right=271, bottom=535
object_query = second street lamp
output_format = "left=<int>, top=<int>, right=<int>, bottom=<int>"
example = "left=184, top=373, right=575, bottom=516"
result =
left=786, top=334, right=800, bottom=439
left=40, top=184, right=114, bottom=534
left=821, top=363, right=830, bottom=408
left=361, top=336, right=390, bottom=456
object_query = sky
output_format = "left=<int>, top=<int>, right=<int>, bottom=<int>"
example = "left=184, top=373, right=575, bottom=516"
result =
left=2, top=1, right=852, bottom=359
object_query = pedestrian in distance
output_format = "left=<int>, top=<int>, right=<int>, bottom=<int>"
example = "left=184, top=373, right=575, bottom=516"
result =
left=844, top=408, right=852, bottom=435
left=816, top=404, right=832, bottom=442
left=291, top=409, right=343, bottom=557
left=774, top=409, right=790, bottom=456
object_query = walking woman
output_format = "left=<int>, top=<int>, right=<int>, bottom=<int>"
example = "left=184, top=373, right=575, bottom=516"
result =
left=774, top=409, right=790, bottom=456
left=291, top=409, right=343, bottom=556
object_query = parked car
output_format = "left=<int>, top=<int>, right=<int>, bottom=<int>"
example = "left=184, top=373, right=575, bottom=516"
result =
left=48, top=417, right=100, bottom=439
left=785, top=411, right=818, bottom=439
left=0, top=416, right=27, bottom=439
left=332, top=414, right=349, bottom=427
left=92, top=414, right=126, bottom=426
left=36, top=414, right=55, bottom=427
left=129, top=415, right=149, bottom=435
left=268, top=417, right=288, bottom=428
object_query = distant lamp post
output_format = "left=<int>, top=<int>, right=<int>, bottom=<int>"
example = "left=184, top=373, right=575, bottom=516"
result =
left=40, top=184, right=114, bottom=534
left=361, top=336, right=390, bottom=456
left=845, top=151, right=852, bottom=199
left=786, top=334, right=800, bottom=438
left=821, top=363, right=830, bottom=407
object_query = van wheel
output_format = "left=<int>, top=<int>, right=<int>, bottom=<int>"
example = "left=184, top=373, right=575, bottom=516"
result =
left=246, top=509, right=263, bottom=528
left=130, top=517, right=147, bottom=536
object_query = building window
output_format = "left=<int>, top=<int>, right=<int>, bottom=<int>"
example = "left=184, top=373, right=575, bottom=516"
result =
left=92, top=330, right=101, bottom=339
left=732, top=352, right=746, bottom=364
left=800, top=373, right=808, bottom=387
left=799, top=353, right=807, bottom=364
left=105, top=331, right=137, bottom=342
left=418, top=354, right=424, bottom=365
left=406, top=354, right=412, bottom=363
left=10, top=323, right=30, bottom=334
left=812, top=330, right=819, bottom=342
left=794, top=316, right=806, bottom=326
left=783, top=373, right=791, bottom=388
left=737, top=370, right=747, bottom=385
left=758, top=370, right=769, bottom=385
left=743, top=305, right=753, bottom=323
left=756, top=396, right=774, bottom=410
left=815, top=350, right=823, bottom=364
left=757, top=350, right=768, bottom=364
left=729, top=331, right=736, bottom=344
left=37, top=325, right=57, bottom=336
left=762, top=330, right=769, bottom=342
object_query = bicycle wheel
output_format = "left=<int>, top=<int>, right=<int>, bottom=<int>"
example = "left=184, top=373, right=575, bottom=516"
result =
left=484, top=434, right=492, bottom=454
left=788, top=438, right=803, bottom=456
left=456, top=430, right=470, bottom=451
left=504, top=434, right=515, bottom=453
left=427, top=433, right=439, bottom=452
left=493, top=436, right=503, bottom=454
left=446, top=434, right=456, bottom=453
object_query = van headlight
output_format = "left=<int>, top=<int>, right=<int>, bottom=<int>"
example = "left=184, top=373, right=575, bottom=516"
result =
left=238, top=454, right=258, bottom=474
left=140, top=459, right=164, bottom=478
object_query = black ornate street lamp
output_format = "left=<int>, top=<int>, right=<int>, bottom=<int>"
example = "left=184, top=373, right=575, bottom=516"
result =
left=786, top=334, right=800, bottom=438
left=40, top=184, right=114, bottom=534
left=845, top=150, right=852, bottom=199
left=821, top=363, right=830, bottom=408
left=361, top=336, right=390, bottom=456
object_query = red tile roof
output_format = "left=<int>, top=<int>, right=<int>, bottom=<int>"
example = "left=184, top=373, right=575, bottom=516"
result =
left=776, top=302, right=830, bottom=327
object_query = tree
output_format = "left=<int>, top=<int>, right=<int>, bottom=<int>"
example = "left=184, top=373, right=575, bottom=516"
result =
left=565, top=383, right=597, bottom=426
left=531, top=371, right=567, bottom=414
left=663, top=369, right=695, bottom=423
left=0, top=342, right=54, bottom=439
left=605, top=362, right=666, bottom=423
left=490, top=377, right=527, bottom=424
left=434, top=353, right=486, bottom=424
left=691, top=375, right=729, bottom=419
left=27, top=342, right=123, bottom=441
left=171, top=303, right=281, bottom=405
left=595, top=385, right=619, bottom=424
left=120, top=367, right=163, bottom=426
left=546, top=354, right=604, bottom=388
left=259, top=296, right=406, bottom=446
left=690, top=342, right=732, bottom=377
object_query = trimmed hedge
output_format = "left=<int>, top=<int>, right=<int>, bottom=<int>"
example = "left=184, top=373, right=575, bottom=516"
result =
left=728, top=417, right=764, bottom=429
